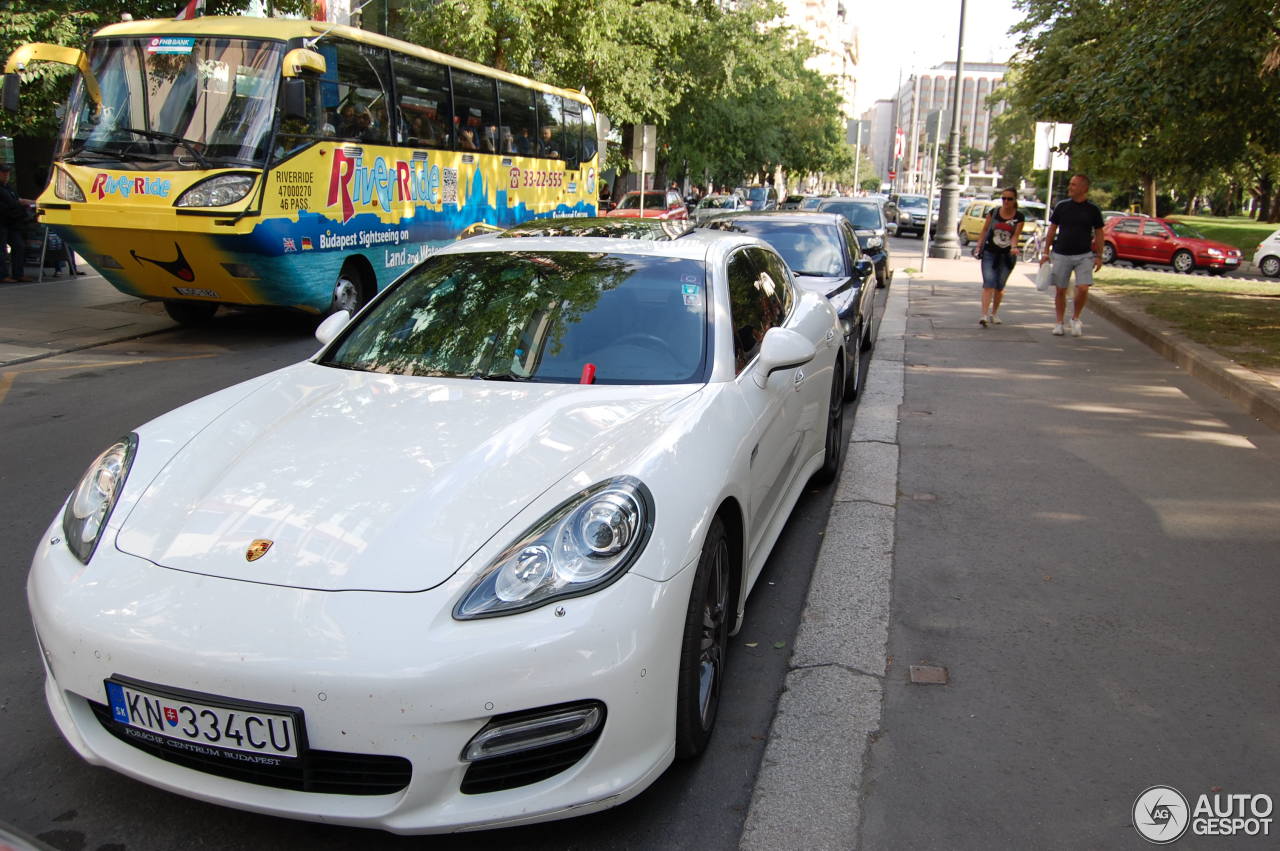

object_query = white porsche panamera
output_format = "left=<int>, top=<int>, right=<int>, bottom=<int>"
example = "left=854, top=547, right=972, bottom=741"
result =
left=28, top=226, right=849, bottom=834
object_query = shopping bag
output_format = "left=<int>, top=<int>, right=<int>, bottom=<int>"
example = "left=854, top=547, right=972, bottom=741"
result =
left=1035, top=261, right=1052, bottom=292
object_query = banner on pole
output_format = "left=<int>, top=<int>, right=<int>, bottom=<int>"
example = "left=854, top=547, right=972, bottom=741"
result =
left=1033, top=122, right=1072, bottom=170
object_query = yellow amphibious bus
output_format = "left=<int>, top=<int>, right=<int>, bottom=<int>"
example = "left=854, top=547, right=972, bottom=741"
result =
left=4, top=17, right=600, bottom=322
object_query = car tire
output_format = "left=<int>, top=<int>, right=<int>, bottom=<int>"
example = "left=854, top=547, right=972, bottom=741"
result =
left=163, top=299, right=217, bottom=325
left=1172, top=249, right=1195, bottom=274
left=860, top=312, right=875, bottom=353
left=1260, top=256, right=1280, bottom=277
left=329, top=261, right=371, bottom=315
left=958, top=229, right=969, bottom=247
left=812, top=358, right=845, bottom=485
left=1101, top=242, right=1116, bottom=264
left=842, top=331, right=861, bottom=402
left=675, top=515, right=730, bottom=760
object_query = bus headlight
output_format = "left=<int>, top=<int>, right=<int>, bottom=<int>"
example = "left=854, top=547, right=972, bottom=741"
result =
left=175, top=174, right=255, bottom=208
left=54, top=167, right=85, bottom=202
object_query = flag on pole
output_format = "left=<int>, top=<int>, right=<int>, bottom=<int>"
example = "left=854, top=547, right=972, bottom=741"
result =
left=175, top=0, right=204, bottom=20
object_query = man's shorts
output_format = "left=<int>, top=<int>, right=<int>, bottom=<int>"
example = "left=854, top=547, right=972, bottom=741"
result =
left=1050, top=252, right=1095, bottom=289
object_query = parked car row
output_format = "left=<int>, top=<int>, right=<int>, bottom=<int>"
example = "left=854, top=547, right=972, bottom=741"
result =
left=30, top=201, right=889, bottom=836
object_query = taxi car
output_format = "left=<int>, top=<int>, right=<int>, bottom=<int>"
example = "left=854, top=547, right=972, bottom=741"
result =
left=28, top=228, right=847, bottom=834
left=957, top=199, right=1044, bottom=249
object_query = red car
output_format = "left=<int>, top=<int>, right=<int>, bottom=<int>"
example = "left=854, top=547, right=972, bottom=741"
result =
left=605, top=190, right=689, bottom=220
left=1101, top=216, right=1243, bottom=274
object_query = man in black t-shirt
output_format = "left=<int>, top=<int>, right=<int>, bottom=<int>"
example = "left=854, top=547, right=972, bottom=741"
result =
left=1040, top=173, right=1105, bottom=337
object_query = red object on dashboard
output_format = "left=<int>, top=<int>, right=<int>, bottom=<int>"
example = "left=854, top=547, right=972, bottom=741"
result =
left=579, top=364, right=596, bottom=385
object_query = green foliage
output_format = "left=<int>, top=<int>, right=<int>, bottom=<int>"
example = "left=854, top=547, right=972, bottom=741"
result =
left=1000, top=0, right=1280, bottom=211
left=402, top=0, right=852, bottom=184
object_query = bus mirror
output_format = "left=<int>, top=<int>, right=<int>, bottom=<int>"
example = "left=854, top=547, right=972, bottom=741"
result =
left=282, top=48, right=326, bottom=78
left=2, top=74, right=19, bottom=113
left=282, top=78, right=307, bottom=121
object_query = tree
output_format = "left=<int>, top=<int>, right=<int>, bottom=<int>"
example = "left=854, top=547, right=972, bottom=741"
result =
left=1001, top=0, right=1280, bottom=216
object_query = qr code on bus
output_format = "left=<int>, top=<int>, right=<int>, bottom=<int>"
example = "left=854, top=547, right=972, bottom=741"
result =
left=442, top=168, right=458, bottom=206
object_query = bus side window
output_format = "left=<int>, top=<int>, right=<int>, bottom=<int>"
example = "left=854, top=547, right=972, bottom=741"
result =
left=561, top=98, right=582, bottom=170
left=499, top=82, right=537, bottom=157
left=451, top=70, right=497, bottom=154
left=536, top=92, right=561, bottom=160
left=332, top=40, right=391, bottom=144
left=581, top=103, right=597, bottom=160
left=392, top=54, right=451, bottom=150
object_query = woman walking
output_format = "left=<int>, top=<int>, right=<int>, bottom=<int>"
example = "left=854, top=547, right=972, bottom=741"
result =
left=974, top=189, right=1025, bottom=326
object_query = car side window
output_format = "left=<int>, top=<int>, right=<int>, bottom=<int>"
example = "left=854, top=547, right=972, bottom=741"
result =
left=727, top=248, right=788, bottom=375
left=839, top=222, right=862, bottom=267
left=1141, top=221, right=1168, bottom=237
left=751, top=247, right=793, bottom=323
left=1114, top=219, right=1140, bottom=234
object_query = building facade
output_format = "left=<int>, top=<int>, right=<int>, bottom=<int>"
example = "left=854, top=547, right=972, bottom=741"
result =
left=779, top=0, right=859, bottom=122
left=892, top=62, right=1007, bottom=193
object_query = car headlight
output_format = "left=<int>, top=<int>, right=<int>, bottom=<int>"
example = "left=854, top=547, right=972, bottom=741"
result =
left=455, top=476, right=654, bottom=619
left=865, top=237, right=883, bottom=249
left=175, top=173, right=255, bottom=208
left=62, top=435, right=137, bottom=564
left=1206, top=248, right=1223, bottom=257
left=54, top=167, right=86, bottom=202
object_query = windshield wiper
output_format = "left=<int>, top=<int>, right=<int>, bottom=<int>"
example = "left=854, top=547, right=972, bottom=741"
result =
left=470, top=372, right=530, bottom=382
left=61, top=144, right=120, bottom=163
left=116, top=127, right=211, bottom=169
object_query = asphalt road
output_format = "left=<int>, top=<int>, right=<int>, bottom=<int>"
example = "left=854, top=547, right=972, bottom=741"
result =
left=0, top=298, right=882, bottom=851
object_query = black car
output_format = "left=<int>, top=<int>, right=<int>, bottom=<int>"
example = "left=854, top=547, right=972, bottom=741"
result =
left=816, top=197, right=893, bottom=289
left=700, top=211, right=875, bottom=400
left=883, top=193, right=930, bottom=239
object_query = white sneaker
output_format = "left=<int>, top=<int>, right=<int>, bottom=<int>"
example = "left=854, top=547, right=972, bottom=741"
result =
left=1052, top=323, right=1065, bottom=336
left=1071, top=318, right=1083, bottom=337
left=990, top=313, right=1002, bottom=325
left=979, top=315, right=989, bottom=327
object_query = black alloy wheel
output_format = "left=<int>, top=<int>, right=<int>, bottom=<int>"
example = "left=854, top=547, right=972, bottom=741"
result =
left=675, top=516, right=731, bottom=759
left=812, top=357, right=845, bottom=485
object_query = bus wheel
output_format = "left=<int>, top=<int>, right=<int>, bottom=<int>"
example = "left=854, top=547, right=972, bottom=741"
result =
left=163, top=300, right=217, bottom=325
left=329, top=263, right=368, bottom=315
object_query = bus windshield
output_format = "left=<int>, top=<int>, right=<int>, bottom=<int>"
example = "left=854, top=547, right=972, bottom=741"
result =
left=58, top=36, right=284, bottom=168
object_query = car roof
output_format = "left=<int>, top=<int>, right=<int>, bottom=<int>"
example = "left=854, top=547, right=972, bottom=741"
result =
left=501, top=216, right=693, bottom=240
left=697, top=211, right=848, bottom=227
left=437, top=228, right=772, bottom=263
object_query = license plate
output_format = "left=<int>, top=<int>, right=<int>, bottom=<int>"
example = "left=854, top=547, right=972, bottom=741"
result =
left=105, top=678, right=302, bottom=759
left=1226, top=258, right=1239, bottom=264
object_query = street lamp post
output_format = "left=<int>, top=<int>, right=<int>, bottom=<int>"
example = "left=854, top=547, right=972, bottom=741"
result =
left=929, top=0, right=967, bottom=259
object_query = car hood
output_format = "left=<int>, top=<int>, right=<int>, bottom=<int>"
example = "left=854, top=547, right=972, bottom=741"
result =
left=793, top=273, right=855, bottom=299
left=115, top=363, right=697, bottom=592
left=607, top=208, right=670, bottom=218
left=1181, top=237, right=1240, bottom=253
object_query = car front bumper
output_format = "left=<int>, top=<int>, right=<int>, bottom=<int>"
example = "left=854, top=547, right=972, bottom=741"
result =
left=28, top=523, right=694, bottom=834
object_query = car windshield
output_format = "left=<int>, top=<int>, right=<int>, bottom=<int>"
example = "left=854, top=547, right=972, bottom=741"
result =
left=58, top=36, right=283, bottom=168
left=1166, top=221, right=1206, bottom=239
left=747, top=187, right=771, bottom=202
left=699, top=196, right=735, bottom=209
left=321, top=251, right=708, bottom=384
left=818, top=200, right=882, bottom=229
left=799, top=197, right=823, bottom=210
left=898, top=196, right=928, bottom=210
left=1021, top=202, right=1047, bottom=220
left=617, top=192, right=667, bottom=210
left=707, top=220, right=845, bottom=277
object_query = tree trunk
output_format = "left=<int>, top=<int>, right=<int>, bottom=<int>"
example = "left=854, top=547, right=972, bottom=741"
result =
left=1143, top=175, right=1157, bottom=216
left=1269, top=192, right=1280, bottom=224
left=1255, top=174, right=1274, bottom=221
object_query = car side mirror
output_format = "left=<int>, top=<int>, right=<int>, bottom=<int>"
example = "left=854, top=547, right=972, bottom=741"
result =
left=315, top=310, right=350, bottom=345
left=853, top=257, right=874, bottom=280
left=2, top=74, right=20, bottom=114
left=753, top=327, right=816, bottom=388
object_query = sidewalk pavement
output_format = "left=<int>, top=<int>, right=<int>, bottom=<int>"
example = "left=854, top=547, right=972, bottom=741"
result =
left=0, top=273, right=176, bottom=368
left=742, top=254, right=1280, bottom=849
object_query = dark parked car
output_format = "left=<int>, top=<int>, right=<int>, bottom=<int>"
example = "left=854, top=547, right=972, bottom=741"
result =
left=883, top=193, right=930, bottom=238
left=700, top=211, right=875, bottom=400
left=780, top=194, right=821, bottom=210
left=816, top=197, right=893, bottom=289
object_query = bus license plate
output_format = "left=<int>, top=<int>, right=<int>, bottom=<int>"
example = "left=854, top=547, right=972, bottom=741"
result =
left=105, top=679, right=300, bottom=758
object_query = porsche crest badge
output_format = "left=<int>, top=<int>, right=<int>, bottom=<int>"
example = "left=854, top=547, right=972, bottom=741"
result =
left=246, top=539, right=273, bottom=562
